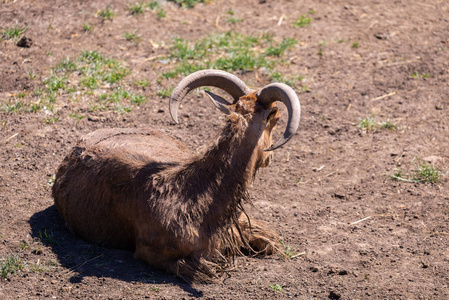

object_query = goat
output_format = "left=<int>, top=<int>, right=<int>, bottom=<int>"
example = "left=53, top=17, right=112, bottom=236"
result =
left=52, top=69, right=301, bottom=282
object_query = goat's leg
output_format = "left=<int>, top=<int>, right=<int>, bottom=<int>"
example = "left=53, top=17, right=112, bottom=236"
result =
left=233, top=212, right=282, bottom=256
left=134, top=242, right=218, bottom=283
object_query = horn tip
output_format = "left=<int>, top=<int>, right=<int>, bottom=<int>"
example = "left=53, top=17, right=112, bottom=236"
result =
left=169, top=108, right=180, bottom=124
left=265, top=135, right=293, bottom=151
left=170, top=113, right=179, bottom=124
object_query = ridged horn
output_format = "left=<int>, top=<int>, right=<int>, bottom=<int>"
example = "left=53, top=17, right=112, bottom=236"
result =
left=257, top=83, right=301, bottom=151
left=169, top=69, right=252, bottom=124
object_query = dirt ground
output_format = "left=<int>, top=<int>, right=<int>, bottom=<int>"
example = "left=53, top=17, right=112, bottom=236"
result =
left=1, top=0, right=448, bottom=299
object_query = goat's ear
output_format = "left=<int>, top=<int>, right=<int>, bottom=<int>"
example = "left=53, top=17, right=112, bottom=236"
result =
left=262, top=106, right=279, bottom=122
left=205, top=91, right=232, bottom=115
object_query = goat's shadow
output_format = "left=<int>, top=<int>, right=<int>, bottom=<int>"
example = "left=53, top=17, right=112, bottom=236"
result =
left=29, top=205, right=204, bottom=298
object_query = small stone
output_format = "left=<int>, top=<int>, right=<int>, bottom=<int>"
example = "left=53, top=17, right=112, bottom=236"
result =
left=88, top=116, right=100, bottom=122
left=17, top=36, right=33, bottom=48
left=32, top=249, right=43, bottom=255
left=329, top=290, right=341, bottom=299
left=332, top=193, right=345, bottom=199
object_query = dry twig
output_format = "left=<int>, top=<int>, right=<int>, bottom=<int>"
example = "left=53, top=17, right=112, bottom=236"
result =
left=64, top=254, right=103, bottom=275
left=3, top=131, right=21, bottom=144
left=349, top=216, right=372, bottom=225
left=370, top=91, right=396, bottom=101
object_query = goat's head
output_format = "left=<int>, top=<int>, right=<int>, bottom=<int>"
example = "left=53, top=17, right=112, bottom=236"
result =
left=169, top=69, right=301, bottom=168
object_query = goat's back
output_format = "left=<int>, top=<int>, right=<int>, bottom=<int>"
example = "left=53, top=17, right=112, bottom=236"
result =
left=80, top=128, right=190, bottom=161
left=52, top=128, right=190, bottom=249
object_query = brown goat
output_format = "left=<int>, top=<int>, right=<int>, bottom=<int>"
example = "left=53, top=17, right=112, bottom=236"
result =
left=52, top=69, right=301, bottom=282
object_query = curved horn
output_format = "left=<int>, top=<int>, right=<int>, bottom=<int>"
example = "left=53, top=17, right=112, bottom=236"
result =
left=169, top=69, right=252, bottom=124
left=257, top=83, right=301, bottom=151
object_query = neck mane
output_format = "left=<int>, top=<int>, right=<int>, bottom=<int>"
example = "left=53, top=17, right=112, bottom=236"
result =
left=163, top=115, right=262, bottom=242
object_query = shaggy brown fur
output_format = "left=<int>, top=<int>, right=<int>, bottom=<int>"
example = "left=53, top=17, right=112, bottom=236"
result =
left=52, top=93, right=283, bottom=282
